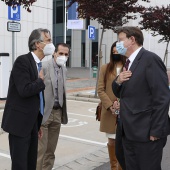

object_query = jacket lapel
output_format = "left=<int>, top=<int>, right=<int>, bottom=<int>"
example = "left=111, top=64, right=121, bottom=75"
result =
left=49, top=58, right=56, bottom=96
left=62, top=65, right=67, bottom=93
left=28, top=52, right=38, bottom=79
left=121, top=47, right=145, bottom=95
left=129, top=47, right=145, bottom=73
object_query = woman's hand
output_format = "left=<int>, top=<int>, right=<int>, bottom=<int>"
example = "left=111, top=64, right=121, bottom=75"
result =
left=113, top=100, right=120, bottom=110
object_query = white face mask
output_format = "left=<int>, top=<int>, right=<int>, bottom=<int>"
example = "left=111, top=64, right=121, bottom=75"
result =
left=56, top=56, right=68, bottom=66
left=42, top=43, right=55, bottom=56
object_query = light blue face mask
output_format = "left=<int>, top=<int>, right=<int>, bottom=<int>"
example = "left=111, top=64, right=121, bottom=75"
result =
left=116, top=41, right=127, bottom=56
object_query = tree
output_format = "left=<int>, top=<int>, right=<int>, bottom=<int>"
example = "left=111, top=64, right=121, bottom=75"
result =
left=68, top=0, right=149, bottom=67
left=139, top=5, right=170, bottom=66
left=68, top=0, right=149, bottom=97
left=1, top=0, right=36, bottom=12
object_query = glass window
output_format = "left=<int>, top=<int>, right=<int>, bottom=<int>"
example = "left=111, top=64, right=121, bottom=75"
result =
left=56, top=1, right=63, bottom=23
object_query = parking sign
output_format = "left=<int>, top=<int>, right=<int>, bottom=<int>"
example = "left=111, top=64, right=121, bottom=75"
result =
left=8, top=5, right=21, bottom=21
left=88, top=26, right=96, bottom=40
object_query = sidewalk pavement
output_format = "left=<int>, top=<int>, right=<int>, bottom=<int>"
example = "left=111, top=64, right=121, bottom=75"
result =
left=0, top=67, right=170, bottom=170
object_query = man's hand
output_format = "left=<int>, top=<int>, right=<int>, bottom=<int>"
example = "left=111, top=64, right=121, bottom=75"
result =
left=150, top=136, right=160, bottom=141
left=116, top=67, right=132, bottom=84
left=39, top=69, right=44, bottom=81
left=38, top=128, right=43, bottom=139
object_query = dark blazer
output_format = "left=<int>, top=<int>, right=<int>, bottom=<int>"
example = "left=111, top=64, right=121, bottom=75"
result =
left=112, top=47, right=170, bottom=142
left=1, top=52, right=45, bottom=137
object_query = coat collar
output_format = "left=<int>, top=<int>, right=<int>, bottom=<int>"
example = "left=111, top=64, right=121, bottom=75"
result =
left=28, top=52, right=38, bottom=79
left=120, top=47, right=146, bottom=95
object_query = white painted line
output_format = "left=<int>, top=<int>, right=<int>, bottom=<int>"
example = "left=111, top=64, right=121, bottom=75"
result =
left=88, top=108, right=96, bottom=113
left=60, top=135, right=107, bottom=146
left=0, top=153, right=10, bottom=159
left=67, top=100, right=98, bottom=104
left=68, top=112, right=95, bottom=118
left=87, top=91, right=95, bottom=94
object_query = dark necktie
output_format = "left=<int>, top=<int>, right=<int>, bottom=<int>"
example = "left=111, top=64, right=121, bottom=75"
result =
left=58, top=68, right=63, bottom=107
left=37, top=62, right=44, bottom=115
left=124, top=59, right=130, bottom=71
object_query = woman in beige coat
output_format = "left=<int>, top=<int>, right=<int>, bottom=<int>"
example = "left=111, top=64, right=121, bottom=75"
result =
left=97, top=41, right=125, bottom=170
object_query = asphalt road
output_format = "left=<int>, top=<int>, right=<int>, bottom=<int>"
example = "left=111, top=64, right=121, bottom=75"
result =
left=0, top=99, right=109, bottom=170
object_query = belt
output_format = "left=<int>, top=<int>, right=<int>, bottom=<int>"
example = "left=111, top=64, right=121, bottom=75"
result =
left=53, top=106, right=61, bottom=110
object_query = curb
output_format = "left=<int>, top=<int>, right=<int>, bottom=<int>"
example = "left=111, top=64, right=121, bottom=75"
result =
left=52, top=146, right=109, bottom=170
left=67, top=95, right=100, bottom=103
left=0, top=96, right=99, bottom=109
left=0, top=104, right=5, bottom=109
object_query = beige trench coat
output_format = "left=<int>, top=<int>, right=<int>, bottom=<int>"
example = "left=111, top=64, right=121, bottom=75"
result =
left=97, top=64, right=120, bottom=134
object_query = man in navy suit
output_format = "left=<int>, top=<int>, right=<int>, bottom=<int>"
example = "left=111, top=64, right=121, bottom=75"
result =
left=112, top=26, right=170, bottom=170
left=1, top=28, right=55, bottom=170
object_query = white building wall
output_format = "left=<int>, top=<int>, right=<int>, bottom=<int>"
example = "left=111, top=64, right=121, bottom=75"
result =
left=1, top=0, right=169, bottom=68
left=71, top=30, right=82, bottom=67
left=0, top=1, right=53, bottom=70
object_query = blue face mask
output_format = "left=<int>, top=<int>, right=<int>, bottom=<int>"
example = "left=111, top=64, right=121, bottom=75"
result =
left=116, top=41, right=127, bottom=55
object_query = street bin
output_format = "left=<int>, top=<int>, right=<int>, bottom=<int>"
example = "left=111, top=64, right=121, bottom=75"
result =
left=92, top=66, right=98, bottom=78
left=0, top=53, right=10, bottom=99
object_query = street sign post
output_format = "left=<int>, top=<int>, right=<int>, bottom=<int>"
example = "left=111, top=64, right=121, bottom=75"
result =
left=8, top=5, right=21, bottom=65
left=8, top=5, right=21, bottom=21
left=88, top=26, right=96, bottom=80
left=88, top=25, right=96, bottom=40
left=7, top=21, right=21, bottom=32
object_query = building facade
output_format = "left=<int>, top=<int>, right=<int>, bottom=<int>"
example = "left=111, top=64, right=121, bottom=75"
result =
left=0, top=0, right=169, bottom=70
left=53, top=0, right=170, bottom=68
left=0, top=0, right=53, bottom=69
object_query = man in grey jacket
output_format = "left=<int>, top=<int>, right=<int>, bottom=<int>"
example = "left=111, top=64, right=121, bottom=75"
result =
left=36, top=43, right=69, bottom=170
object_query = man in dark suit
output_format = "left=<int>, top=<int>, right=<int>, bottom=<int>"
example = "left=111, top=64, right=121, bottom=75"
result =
left=1, top=28, right=55, bottom=170
left=112, top=26, right=170, bottom=170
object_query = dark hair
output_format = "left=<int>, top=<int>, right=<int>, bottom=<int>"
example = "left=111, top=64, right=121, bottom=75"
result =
left=117, top=26, right=143, bottom=46
left=104, top=41, right=126, bottom=86
left=28, top=28, right=51, bottom=51
left=55, top=43, right=70, bottom=52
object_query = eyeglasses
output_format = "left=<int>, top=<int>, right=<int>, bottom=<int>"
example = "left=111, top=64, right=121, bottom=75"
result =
left=40, top=40, right=52, bottom=44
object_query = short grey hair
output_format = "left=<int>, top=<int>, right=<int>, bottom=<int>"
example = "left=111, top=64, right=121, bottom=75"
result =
left=28, top=28, right=51, bottom=51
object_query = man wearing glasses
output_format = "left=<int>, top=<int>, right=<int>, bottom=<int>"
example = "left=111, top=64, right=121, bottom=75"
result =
left=1, top=28, right=55, bottom=170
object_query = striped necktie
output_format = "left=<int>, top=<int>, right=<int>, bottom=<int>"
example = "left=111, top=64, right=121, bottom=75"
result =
left=124, top=59, right=130, bottom=71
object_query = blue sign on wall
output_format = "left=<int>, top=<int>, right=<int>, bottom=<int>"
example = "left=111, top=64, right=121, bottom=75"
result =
left=88, top=26, right=96, bottom=40
left=8, top=5, right=21, bottom=21
left=68, top=1, right=78, bottom=20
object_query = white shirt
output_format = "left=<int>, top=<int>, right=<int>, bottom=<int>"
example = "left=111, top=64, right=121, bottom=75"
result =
left=127, top=47, right=142, bottom=70
left=31, top=52, right=41, bottom=71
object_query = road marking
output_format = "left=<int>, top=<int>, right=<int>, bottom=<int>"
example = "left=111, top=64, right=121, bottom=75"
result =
left=0, top=153, right=10, bottom=159
left=62, top=118, right=88, bottom=127
left=59, top=135, right=107, bottom=146
left=67, top=100, right=98, bottom=104
left=87, top=90, right=95, bottom=94
left=68, top=112, right=95, bottom=118
left=88, top=108, right=96, bottom=113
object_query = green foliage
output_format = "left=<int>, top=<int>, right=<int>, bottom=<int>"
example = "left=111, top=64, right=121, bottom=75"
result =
left=1, top=0, right=36, bottom=12
left=139, top=5, right=170, bottom=43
